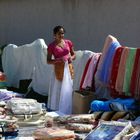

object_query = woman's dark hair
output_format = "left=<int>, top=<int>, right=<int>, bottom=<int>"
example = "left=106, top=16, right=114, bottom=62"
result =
left=53, top=25, right=65, bottom=34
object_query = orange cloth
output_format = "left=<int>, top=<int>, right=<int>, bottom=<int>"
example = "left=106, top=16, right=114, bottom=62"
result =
left=54, top=63, right=74, bottom=81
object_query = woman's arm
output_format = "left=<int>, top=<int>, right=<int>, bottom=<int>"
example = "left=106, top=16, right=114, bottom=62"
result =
left=69, top=47, right=76, bottom=62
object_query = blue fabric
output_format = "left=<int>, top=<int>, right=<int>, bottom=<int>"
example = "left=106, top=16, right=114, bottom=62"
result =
left=99, top=41, right=120, bottom=84
left=130, top=130, right=140, bottom=140
left=90, top=98, right=138, bottom=112
left=90, top=100, right=112, bottom=111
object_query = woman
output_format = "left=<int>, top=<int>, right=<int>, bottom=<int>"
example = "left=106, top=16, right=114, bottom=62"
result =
left=47, top=25, right=76, bottom=113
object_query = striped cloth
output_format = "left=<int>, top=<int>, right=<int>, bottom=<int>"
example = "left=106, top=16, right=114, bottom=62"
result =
left=123, top=48, right=136, bottom=95
left=130, top=48, right=140, bottom=98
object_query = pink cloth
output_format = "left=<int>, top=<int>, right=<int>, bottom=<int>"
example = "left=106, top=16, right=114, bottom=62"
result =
left=82, top=53, right=101, bottom=89
left=47, top=39, right=73, bottom=61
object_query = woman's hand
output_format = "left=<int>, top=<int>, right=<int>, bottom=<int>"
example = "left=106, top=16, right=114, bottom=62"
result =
left=68, top=56, right=73, bottom=63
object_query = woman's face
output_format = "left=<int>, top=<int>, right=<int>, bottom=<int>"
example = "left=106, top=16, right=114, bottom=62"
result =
left=54, top=28, right=65, bottom=40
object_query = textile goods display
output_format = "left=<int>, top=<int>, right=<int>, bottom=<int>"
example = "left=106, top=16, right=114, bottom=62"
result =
left=111, top=112, right=128, bottom=121
left=65, top=123, right=93, bottom=133
left=99, top=41, right=121, bottom=84
left=73, top=50, right=94, bottom=90
left=14, top=112, right=44, bottom=121
left=0, top=89, right=23, bottom=102
left=130, top=48, right=140, bottom=98
left=53, top=114, right=95, bottom=124
left=85, top=121, right=132, bottom=140
left=2, top=39, right=52, bottom=96
left=109, top=47, right=125, bottom=96
left=123, top=48, right=136, bottom=94
left=115, top=47, right=131, bottom=93
left=33, top=127, right=75, bottom=140
left=95, top=35, right=121, bottom=85
left=88, top=111, right=132, bottom=121
left=7, top=98, right=42, bottom=115
left=100, top=112, right=115, bottom=121
left=80, top=53, right=101, bottom=91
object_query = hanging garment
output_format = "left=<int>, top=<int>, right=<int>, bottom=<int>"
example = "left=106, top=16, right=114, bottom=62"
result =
left=95, top=35, right=120, bottom=82
left=115, top=47, right=129, bottom=93
left=99, top=41, right=120, bottom=84
left=109, top=47, right=125, bottom=97
left=130, top=48, right=140, bottom=98
left=123, top=48, right=136, bottom=94
left=81, top=53, right=101, bottom=90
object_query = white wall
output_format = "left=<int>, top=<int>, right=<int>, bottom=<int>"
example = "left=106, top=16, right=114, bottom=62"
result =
left=0, top=0, right=140, bottom=52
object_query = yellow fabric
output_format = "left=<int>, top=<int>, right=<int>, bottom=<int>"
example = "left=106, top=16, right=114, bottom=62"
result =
left=54, top=63, right=74, bottom=81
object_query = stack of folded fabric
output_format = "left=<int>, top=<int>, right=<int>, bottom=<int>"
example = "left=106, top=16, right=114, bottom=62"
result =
left=53, top=114, right=97, bottom=133
left=6, top=98, right=46, bottom=126
left=33, top=127, right=75, bottom=140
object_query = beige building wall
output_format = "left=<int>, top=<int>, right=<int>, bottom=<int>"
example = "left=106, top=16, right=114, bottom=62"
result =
left=0, top=0, right=140, bottom=52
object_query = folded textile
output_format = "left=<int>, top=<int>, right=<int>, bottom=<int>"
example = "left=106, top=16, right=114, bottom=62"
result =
left=33, top=127, right=75, bottom=140
left=53, top=114, right=95, bottom=124
left=65, top=123, right=93, bottom=133
left=90, top=98, right=138, bottom=112
left=7, top=98, right=42, bottom=115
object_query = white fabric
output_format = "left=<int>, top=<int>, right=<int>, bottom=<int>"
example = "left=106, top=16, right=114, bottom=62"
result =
left=73, top=50, right=94, bottom=90
left=29, top=40, right=52, bottom=95
left=7, top=98, right=42, bottom=115
left=59, top=61, right=73, bottom=114
left=47, top=70, right=62, bottom=110
left=2, top=39, right=52, bottom=96
left=2, top=44, right=34, bottom=87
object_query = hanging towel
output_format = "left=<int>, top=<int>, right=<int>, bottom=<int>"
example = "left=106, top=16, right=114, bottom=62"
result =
left=81, top=53, right=101, bottom=90
left=99, top=41, right=120, bottom=84
left=79, top=56, right=92, bottom=90
left=95, top=35, right=120, bottom=83
left=123, top=48, right=136, bottom=94
left=130, top=48, right=140, bottom=98
left=115, top=47, right=129, bottom=93
left=109, top=47, right=125, bottom=91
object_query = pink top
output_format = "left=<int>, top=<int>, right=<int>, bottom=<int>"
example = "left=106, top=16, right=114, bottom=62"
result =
left=47, top=39, right=73, bottom=62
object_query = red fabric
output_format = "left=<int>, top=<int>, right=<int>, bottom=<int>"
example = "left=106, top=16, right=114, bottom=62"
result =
left=109, top=47, right=125, bottom=97
left=109, top=47, right=125, bottom=90
left=79, top=57, right=92, bottom=90
left=109, top=46, right=131, bottom=98
left=130, top=48, right=140, bottom=97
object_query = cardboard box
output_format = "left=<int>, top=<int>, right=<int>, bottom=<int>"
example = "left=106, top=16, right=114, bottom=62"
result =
left=72, top=90, right=96, bottom=114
